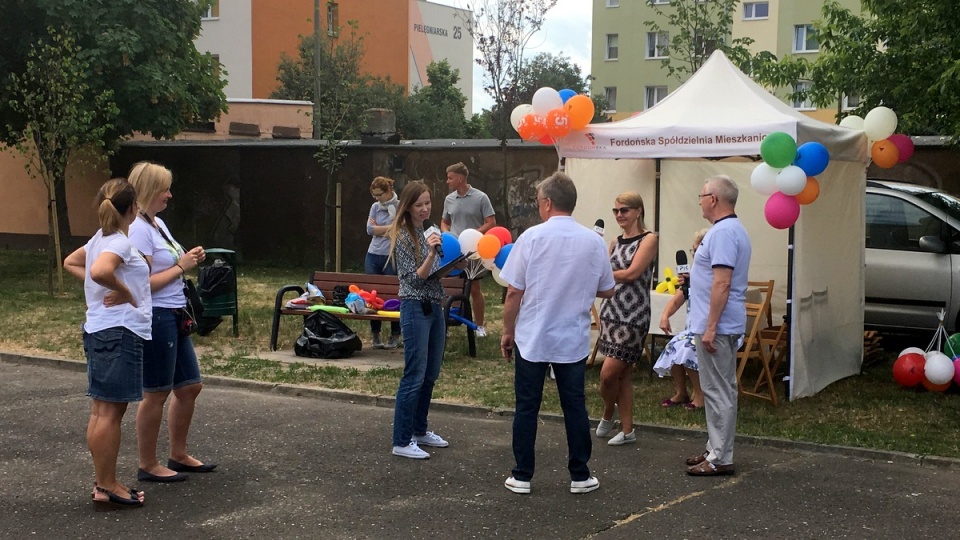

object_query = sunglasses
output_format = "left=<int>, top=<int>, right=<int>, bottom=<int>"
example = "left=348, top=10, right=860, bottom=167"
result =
left=612, top=207, right=637, bottom=215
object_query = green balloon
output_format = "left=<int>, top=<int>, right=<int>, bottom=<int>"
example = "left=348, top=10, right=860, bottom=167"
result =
left=946, top=333, right=960, bottom=358
left=760, top=132, right=798, bottom=168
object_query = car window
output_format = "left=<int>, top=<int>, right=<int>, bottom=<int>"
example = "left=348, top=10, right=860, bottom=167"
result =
left=866, top=193, right=943, bottom=251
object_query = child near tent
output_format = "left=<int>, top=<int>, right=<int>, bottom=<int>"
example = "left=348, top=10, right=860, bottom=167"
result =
left=653, top=228, right=710, bottom=410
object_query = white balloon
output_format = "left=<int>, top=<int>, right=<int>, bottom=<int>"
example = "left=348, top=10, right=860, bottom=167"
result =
left=510, top=104, right=534, bottom=130
left=458, top=229, right=483, bottom=255
left=776, top=165, right=809, bottom=196
left=750, top=163, right=781, bottom=196
left=492, top=267, right=509, bottom=287
left=899, top=347, right=925, bottom=357
left=923, top=351, right=954, bottom=385
left=839, top=115, right=864, bottom=130
left=481, top=257, right=497, bottom=271
left=531, top=87, right=563, bottom=116
left=863, top=107, right=898, bottom=141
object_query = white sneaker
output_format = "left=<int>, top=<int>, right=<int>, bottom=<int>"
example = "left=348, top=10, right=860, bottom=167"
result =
left=392, top=441, right=430, bottom=459
left=570, top=476, right=599, bottom=494
left=475, top=326, right=487, bottom=337
left=413, top=431, right=449, bottom=448
left=608, top=430, right=636, bottom=446
left=595, top=418, right=614, bottom=438
left=504, top=476, right=531, bottom=494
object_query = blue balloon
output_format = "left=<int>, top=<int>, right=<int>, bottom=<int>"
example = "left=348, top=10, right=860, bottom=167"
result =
left=558, top=89, right=576, bottom=104
left=793, top=142, right=830, bottom=177
left=440, top=232, right=461, bottom=265
left=494, top=243, right=514, bottom=269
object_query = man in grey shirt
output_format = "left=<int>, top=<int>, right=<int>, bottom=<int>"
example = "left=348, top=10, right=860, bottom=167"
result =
left=441, top=162, right=496, bottom=335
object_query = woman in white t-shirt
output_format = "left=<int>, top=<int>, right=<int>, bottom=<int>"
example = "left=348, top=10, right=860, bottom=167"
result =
left=128, top=162, right=215, bottom=483
left=64, top=179, right=151, bottom=508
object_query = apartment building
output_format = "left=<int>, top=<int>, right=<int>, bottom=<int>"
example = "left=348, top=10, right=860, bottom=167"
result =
left=591, top=0, right=861, bottom=121
left=195, top=0, right=474, bottom=115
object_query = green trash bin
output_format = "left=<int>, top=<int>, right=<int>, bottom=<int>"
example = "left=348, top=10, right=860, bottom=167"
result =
left=198, top=248, right=239, bottom=337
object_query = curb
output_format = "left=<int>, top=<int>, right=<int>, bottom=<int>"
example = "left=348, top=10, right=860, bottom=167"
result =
left=3, top=350, right=958, bottom=470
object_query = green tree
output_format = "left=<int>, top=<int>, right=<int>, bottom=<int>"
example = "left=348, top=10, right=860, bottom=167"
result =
left=4, top=27, right=117, bottom=294
left=272, top=22, right=404, bottom=270
left=645, top=0, right=757, bottom=81
left=515, top=52, right=610, bottom=126
left=0, top=0, right=227, bottom=256
left=396, top=60, right=470, bottom=139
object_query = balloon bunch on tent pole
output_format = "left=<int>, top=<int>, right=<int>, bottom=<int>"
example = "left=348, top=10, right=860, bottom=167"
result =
left=839, top=106, right=914, bottom=168
left=750, top=133, right=829, bottom=229
left=511, top=87, right=595, bottom=149
left=439, top=226, right=514, bottom=286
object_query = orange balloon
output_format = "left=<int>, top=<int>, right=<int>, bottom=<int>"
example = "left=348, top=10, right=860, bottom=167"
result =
left=564, top=95, right=595, bottom=130
left=795, top=177, right=820, bottom=205
left=517, top=114, right=547, bottom=141
left=871, top=139, right=900, bottom=168
left=477, top=234, right=501, bottom=259
left=922, top=377, right=952, bottom=392
left=545, top=109, right=572, bottom=138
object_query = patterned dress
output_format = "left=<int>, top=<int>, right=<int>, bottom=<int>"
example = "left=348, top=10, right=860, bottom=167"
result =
left=597, top=232, right=654, bottom=364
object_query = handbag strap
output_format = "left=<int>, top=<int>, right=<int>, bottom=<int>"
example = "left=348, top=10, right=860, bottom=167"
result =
left=140, top=212, right=186, bottom=282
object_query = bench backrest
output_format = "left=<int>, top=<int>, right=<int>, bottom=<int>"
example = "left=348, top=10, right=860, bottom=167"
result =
left=309, top=272, right=465, bottom=301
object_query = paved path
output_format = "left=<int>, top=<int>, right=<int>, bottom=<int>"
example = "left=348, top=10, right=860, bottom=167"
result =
left=2, top=358, right=959, bottom=539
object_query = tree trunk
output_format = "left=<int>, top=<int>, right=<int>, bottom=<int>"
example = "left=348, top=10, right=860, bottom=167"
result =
left=323, top=166, right=336, bottom=271
left=54, top=171, right=76, bottom=253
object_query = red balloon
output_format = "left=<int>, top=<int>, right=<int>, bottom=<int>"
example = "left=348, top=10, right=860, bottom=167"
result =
left=922, top=377, right=951, bottom=392
left=888, top=134, right=915, bottom=163
left=538, top=134, right=555, bottom=145
left=487, top=226, right=512, bottom=247
left=893, top=352, right=925, bottom=387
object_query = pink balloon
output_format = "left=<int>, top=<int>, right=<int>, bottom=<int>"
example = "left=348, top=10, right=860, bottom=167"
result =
left=764, top=192, right=800, bottom=229
left=954, top=358, right=960, bottom=385
left=888, top=134, right=914, bottom=163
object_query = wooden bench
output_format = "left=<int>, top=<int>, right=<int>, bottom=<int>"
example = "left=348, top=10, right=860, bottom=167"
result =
left=270, top=272, right=477, bottom=356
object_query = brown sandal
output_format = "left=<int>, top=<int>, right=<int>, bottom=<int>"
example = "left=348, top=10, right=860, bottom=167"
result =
left=685, top=451, right=708, bottom=466
left=686, top=460, right=735, bottom=476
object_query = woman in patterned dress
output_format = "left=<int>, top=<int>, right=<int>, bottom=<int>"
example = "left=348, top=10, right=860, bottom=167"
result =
left=595, top=192, right=658, bottom=446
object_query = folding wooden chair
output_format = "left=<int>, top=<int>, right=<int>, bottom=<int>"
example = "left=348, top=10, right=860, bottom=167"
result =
left=751, top=322, right=789, bottom=404
left=735, top=279, right=777, bottom=404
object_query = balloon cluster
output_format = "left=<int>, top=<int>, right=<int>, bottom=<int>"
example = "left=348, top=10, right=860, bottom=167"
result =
left=511, top=87, right=595, bottom=145
left=750, top=132, right=829, bottom=229
left=893, top=345, right=960, bottom=392
left=839, top=106, right=914, bottom=169
left=439, top=226, right=515, bottom=286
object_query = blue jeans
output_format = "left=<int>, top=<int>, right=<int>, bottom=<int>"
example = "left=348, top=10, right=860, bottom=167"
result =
left=512, top=352, right=592, bottom=482
left=365, top=252, right=400, bottom=337
left=392, top=299, right=446, bottom=447
left=142, top=307, right=202, bottom=392
left=83, top=327, right=144, bottom=403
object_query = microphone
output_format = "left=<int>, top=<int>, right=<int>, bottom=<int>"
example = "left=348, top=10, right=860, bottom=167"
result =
left=423, top=220, right=443, bottom=258
left=593, top=219, right=605, bottom=237
left=676, top=250, right=690, bottom=297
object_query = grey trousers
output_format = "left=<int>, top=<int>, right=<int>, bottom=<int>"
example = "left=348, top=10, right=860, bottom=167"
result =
left=694, top=333, right=740, bottom=466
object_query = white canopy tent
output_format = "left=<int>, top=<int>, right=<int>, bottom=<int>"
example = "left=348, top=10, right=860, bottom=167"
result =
left=559, top=50, right=868, bottom=399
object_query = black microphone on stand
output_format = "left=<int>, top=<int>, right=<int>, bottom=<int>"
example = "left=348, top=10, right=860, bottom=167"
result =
left=593, top=219, right=605, bottom=237
left=423, top=220, right=443, bottom=258
left=676, top=249, right=690, bottom=298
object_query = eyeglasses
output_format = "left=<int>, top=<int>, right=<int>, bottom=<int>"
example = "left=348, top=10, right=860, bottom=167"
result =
left=537, top=196, right=551, bottom=205
left=698, top=193, right=715, bottom=201
left=371, top=191, right=385, bottom=198
left=612, top=207, right=637, bottom=215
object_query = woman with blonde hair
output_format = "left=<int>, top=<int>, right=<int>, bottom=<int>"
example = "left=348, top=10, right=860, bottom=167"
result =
left=64, top=179, right=151, bottom=507
left=655, top=228, right=711, bottom=410
left=387, top=181, right=449, bottom=459
left=366, top=176, right=401, bottom=349
left=595, top=191, right=658, bottom=446
left=127, top=161, right=215, bottom=482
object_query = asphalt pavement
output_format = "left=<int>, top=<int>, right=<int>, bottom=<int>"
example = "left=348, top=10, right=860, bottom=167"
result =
left=2, top=353, right=960, bottom=539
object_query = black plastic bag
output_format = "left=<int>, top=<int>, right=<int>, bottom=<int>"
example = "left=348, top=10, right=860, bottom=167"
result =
left=294, top=310, right=362, bottom=359
left=199, top=264, right=234, bottom=297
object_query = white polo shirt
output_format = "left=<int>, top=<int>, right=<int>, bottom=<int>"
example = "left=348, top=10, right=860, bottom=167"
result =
left=499, top=216, right=615, bottom=363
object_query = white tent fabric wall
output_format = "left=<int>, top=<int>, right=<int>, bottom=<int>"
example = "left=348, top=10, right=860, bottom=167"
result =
left=567, top=158, right=657, bottom=248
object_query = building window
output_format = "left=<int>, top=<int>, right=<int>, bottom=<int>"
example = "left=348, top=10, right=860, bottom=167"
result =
left=645, top=86, right=668, bottom=109
left=604, top=87, right=617, bottom=112
left=646, top=32, right=669, bottom=59
left=792, top=81, right=814, bottom=110
left=794, top=24, right=819, bottom=53
left=606, top=0, right=620, bottom=7
left=650, top=0, right=670, bottom=4
left=743, top=2, right=769, bottom=20
left=843, top=93, right=860, bottom=111
left=606, top=34, right=619, bottom=61
left=694, top=33, right=717, bottom=57
left=327, top=2, right=339, bottom=36
left=201, top=0, right=219, bottom=19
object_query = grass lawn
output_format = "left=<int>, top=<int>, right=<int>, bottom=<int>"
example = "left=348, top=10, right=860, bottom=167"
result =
left=2, top=249, right=959, bottom=458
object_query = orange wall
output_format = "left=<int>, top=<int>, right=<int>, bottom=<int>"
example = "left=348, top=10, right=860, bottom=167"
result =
left=251, top=0, right=410, bottom=99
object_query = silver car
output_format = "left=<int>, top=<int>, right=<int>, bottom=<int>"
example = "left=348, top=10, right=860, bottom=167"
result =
left=866, top=180, right=960, bottom=333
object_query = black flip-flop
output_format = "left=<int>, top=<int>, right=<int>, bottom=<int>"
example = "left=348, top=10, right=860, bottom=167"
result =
left=167, top=458, right=218, bottom=473
left=93, top=486, right=143, bottom=507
